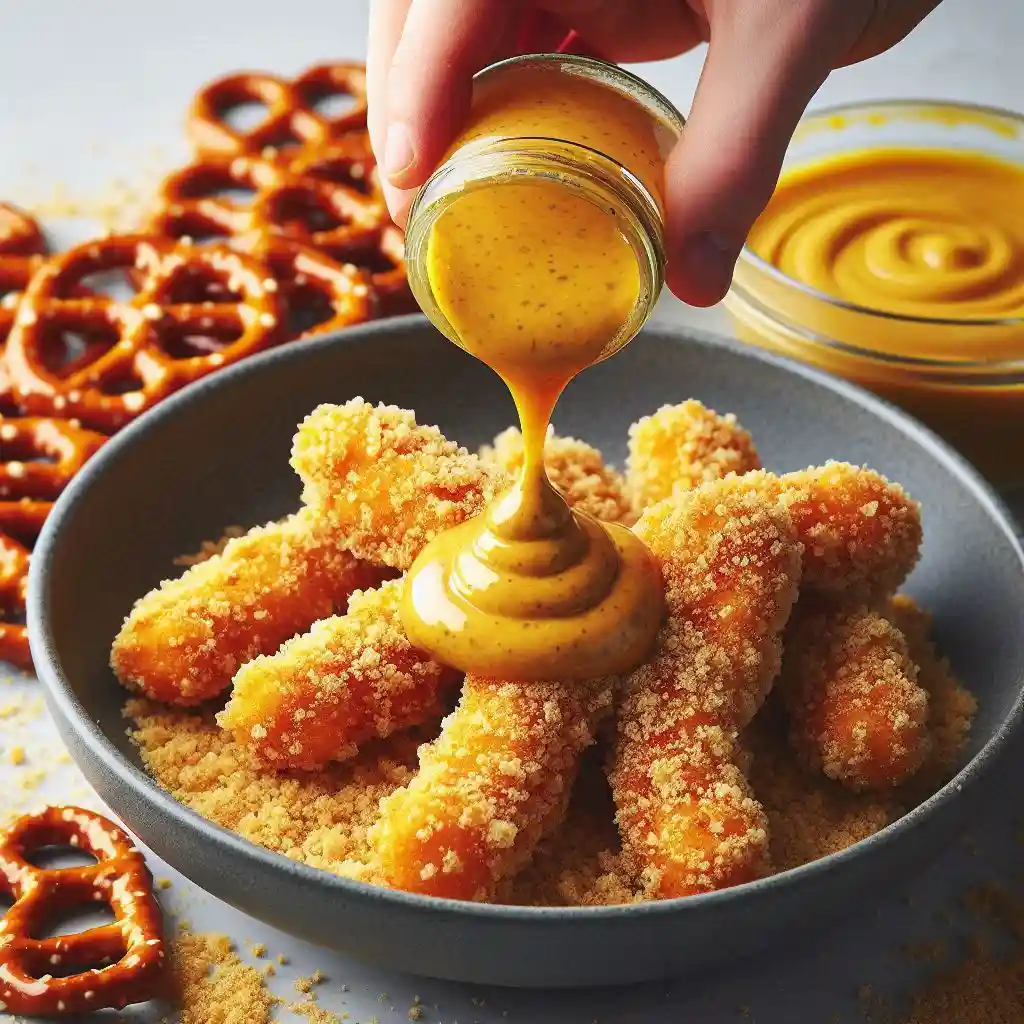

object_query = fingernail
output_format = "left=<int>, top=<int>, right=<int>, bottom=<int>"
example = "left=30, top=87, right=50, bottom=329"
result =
left=383, top=122, right=415, bottom=180
left=672, top=232, right=740, bottom=306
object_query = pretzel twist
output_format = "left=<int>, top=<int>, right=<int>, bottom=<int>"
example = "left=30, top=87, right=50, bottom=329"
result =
left=187, top=63, right=367, bottom=159
left=0, top=417, right=106, bottom=666
left=247, top=237, right=375, bottom=337
left=149, top=136, right=412, bottom=317
left=0, top=203, right=48, bottom=410
left=5, top=234, right=283, bottom=433
left=0, top=806, right=165, bottom=1016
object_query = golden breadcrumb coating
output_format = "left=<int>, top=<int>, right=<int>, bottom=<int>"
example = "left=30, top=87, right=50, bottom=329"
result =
left=887, top=594, right=977, bottom=791
left=610, top=477, right=802, bottom=899
left=480, top=426, right=635, bottom=525
left=291, top=398, right=504, bottom=570
left=371, top=674, right=615, bottom=902
left=744, top=463, right=922, bottom=599
left=780, top=600, right=932, bottom=790
left=219, top=578, right=460, bottom=770
left=111, top=509, right=385, bottom=705
left=626, top=399, right=761, bottom=507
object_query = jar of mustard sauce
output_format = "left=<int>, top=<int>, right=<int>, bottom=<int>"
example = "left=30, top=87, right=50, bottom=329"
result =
left=724, top=100, right=1024, bottom=491
left=404, top=54, right=685, bottom=367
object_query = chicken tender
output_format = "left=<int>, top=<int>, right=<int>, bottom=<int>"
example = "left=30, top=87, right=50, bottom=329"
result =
left=111, top=510, right=385, bottom=705
left=371, top=673, right=614, bottom=901
left=780, top=600, right=931, bottom=790
left=292, top=398, right=504, bottom=570
left=610, top=478, right=802, bottom=899
left=749, top=463, right=922, bottom=600
left=219, top=577, right=460, bottom=769
left=481, top=425, right=634, bottom=525
left=626, top=399, right=761, bottom=507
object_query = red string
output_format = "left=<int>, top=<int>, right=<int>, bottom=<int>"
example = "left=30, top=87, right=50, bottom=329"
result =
left=516, top=10, right=597, bottom=59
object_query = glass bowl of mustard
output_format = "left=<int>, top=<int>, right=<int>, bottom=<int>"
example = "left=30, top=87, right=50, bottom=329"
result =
left=724, top=99, right=1024, bottom=491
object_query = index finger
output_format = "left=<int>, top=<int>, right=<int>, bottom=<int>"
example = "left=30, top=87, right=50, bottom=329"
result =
left=368, top=0, right=516, bottom=224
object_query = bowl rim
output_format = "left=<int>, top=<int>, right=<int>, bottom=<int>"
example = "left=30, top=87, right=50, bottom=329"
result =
left=733, top=95, right=1024, bottom=334
left=28, top=315, right=1024, bottom=924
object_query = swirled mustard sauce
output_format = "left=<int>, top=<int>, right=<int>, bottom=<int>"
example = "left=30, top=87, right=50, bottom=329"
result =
left=748, top=148, right=1024, bottom=321
left=401, top=63, right=671, bottom=681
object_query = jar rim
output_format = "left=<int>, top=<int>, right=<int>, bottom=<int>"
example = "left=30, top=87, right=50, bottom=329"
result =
left=474, top=53, right=687, bottom=138
left=404, top=136, right=665, bottom=362
left=734, top=97, right=1024, bottom=331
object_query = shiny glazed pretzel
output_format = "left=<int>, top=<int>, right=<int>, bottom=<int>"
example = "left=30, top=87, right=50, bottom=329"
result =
left=188, top=62, right=368, bottom=159
left=0, top=203, right=48, bottom=409
left=5, top=234, right=283, bottom=432
left=150, top=138, right=412, bottom=316
left=150, top=136, right=389, bottom=259
left=0, top=806, right=165, bottom=1016
left=0, top=417, right=106, bottom=666
left=248, top=237, right=375, bottom=337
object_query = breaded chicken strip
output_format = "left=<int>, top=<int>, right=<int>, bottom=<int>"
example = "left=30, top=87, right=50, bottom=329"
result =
left=610, top=478, right=802, bottom=899
left=779, top=600, right=931, bottom=790
left=219, top=578, right=460, bottom=769
left=111, top=509, right=385, bottom=705
left=371, top=673, right=614, bottom=901
left=481, top=425, right=634, bottom=525
left=292, top=398, right=503, bottom=570
left=626, top=400, right=761, bottom=508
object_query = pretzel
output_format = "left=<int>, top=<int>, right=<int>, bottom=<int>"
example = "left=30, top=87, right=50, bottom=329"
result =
left=247, top=237, right=374, bottom=338
left=0, top=416, right=106, bottom=501
left=149, top=137, right=412, bottom=316
left=5, top=234, right=283, bottom=432
left=188, top=62, right=367, bottom=160
left=0, top=202, right=45, bottom=259
left=347, top=222, right=414, bottom=317
left=0, top=806, right=165, bottom=1016
left=280, top=140, right=412, bottom=312
left=0, top=417, right=106, bottom=666
left=0, top=203, right=48, bottom=411
left=150, top=138, right=388, bottom=259
left=149, top=140, right=411, bottom=315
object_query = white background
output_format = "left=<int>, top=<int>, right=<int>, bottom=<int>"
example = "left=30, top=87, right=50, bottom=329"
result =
left=0, top=2, right=1021, bottom=1021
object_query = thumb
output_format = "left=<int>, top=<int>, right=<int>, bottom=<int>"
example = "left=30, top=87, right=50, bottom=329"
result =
left=663, top=2, right=870, bottom=306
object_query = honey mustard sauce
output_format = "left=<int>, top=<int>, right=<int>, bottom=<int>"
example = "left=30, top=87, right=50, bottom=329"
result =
left=400, top=60, right=680, bottom=681
left=748, top=148, right=1024, bottom=321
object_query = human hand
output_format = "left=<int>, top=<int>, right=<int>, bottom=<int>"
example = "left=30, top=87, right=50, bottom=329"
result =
left=368, top=0, right=942, bottom=306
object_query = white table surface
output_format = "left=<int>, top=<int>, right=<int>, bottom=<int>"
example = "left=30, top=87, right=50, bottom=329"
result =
left=1, top=2, right=1022, bottom=1021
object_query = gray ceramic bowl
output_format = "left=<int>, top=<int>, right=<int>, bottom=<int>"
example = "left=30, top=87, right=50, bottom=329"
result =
left=29, top=318, right=1024, bottom=988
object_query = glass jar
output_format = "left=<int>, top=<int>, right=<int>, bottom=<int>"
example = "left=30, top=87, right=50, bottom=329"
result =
left=405, top=54, right=685, bottom=363
left=724, top=99, right=1024, bottom=491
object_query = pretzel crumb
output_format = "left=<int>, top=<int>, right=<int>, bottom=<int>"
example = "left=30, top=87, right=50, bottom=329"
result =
left=294, top=968, right=325, bottom=993
left=291, top=998, right=343, bottom=1023
left=886, top=884, right=1024, bottom=1022
left=170, top=927, right=275, bottom=1024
